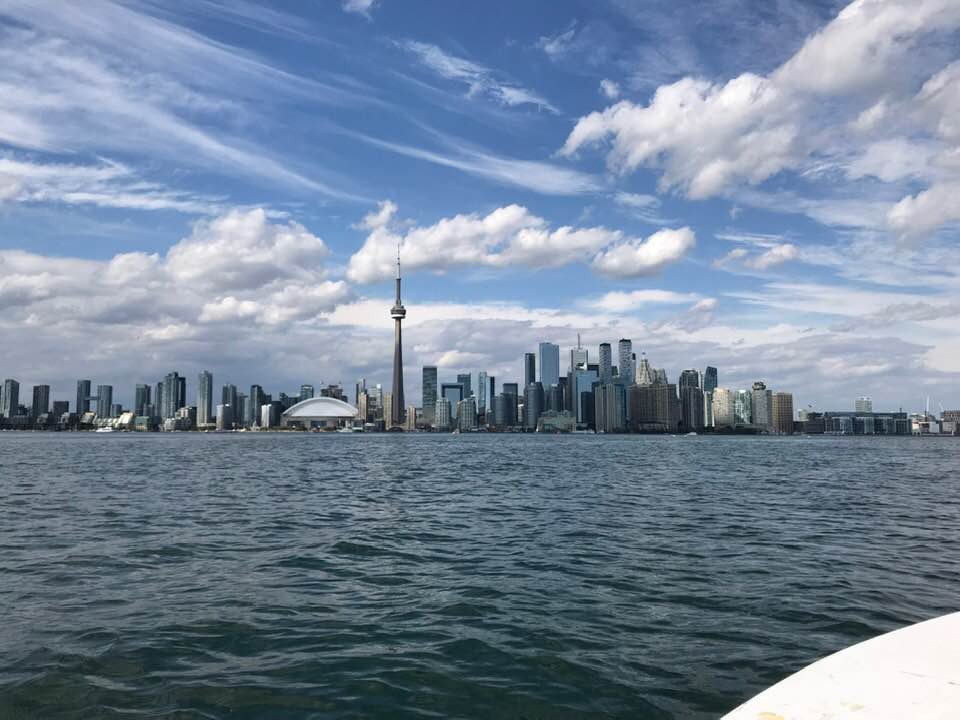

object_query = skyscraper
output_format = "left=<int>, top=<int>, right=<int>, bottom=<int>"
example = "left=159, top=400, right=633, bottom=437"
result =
left=422, top=366, right=438, bottom=425
left=441, top=383, right=463, bottom=420
left=197, top=371, right=213, bottom=425
left=595, top=382, right=627, bottom=432
left=222, top=384, right=238, bottom=414
left=492, top=393, right=517, bottom=430
left=618, top=339, right=635, bottom=385
left=636, top=354, right=654, bottom=385
left=390, top=246, right=406, bottom=427
left=177, top=375, right=186, bottom=414
left=523, top=353, right=536, bottom=388
left=477, top=370, right=489, bottom=416
left=162, top=372, right=185, bottom=419
left=751, top=381, right=773, bottom=430
left=299, top=384, right=315, bottom=402
left=679, top=385, right=704, bottom=432
left=31, top=385, right=49, bottom=419
left=501, top=383, right=519, bottom=427
left=457, top=373, right=473, bottom=399
left=703, top=366, right=718, bottom=393
left=524, top=381, right=544, bottom=430
left=712, top=388, right=735, bottom=427
left=703, top=391, right=715, bottom=428
left=538, top=342, right=560, bottom=388
left=457, top=397, right=478, bottom=431
left=76, top=379, right=91, bottom=416
left=135, top=384, right=152, bottom=416
left=629, top=383, right=679, bottom=431
left=236, top=394, right=247, bottom=426
left=599, top=342, right=613, bottom=384
left=734, top=389, right=752, bottom=425
left=772, top=392, right=795, bottom=434
left=96, top=385, right=113, bottom=418
left=855, top=396, right=873, bottom=413
left=216, top=404, right=233, bottom=431
left=383, top=392, right=393, bottom=426
left=355, top=378, right=366, bottom=406
left=570, top=334, right=588, bottom=371
left=678, top=370, right=701, bottom=389
left=435, top=397, right=452, bottom=430
left=573, top=365, right=598, bottom=424
left=250, top=385, right=267, bottom=427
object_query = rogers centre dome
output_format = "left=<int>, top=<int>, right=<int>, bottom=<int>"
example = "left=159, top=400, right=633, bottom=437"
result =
left=281, top=397, right=358, bottom=426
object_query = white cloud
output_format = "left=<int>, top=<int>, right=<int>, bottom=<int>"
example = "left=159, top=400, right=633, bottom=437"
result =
left=591, top=227, right=696, bottom=278
left=588, top=289, right=701, bottom=313
left=600, top=79, right=621, bottom=99
left=561, top=75, right=791, bottom=198
left=198, top=296, right=260, bottom=323
left=166, top=209, right=331, bottom=291
left=0, top=208, right=351, bottom=336
left=342, top=0, right=376, bottom=18
left=715, top=238, right=799, bottom=272
left=400, top=40, right=558, bottom=114
left=346, top=202, right=693, bottom=283
left=745, top=244, right=799, bottom=270
left=560, top=0, right=960, bottom=236
left=887, top=182, right=960, bottom=237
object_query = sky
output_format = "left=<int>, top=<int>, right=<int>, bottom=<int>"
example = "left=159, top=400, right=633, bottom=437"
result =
left=1, top=0, right=959, bottom=414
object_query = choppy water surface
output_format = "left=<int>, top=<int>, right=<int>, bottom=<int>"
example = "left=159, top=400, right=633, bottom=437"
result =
left=1, top=433, right=958, bottom=718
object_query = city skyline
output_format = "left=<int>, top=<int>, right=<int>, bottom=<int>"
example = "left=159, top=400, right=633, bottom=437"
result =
left=0, top=329, right=930, bottom=424
left=0, top=328, right=949, bottom=418
left=0, top=1, right=959, bottom=412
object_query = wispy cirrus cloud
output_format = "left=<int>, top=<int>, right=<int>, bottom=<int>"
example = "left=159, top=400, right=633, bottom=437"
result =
left=346, top=128, right=601, bottom=195
left=0, top=1, right=373, bottom=201
left=0, top=155, right=228, bottom=214
left=399, top=40, right=559, bottom=114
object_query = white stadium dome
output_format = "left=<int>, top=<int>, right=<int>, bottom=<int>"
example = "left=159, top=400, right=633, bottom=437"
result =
left=281, top=397, right=358, bottom=422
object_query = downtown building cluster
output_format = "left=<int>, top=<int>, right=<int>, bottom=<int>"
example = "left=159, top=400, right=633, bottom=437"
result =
left=0, top=373, right=348, bottom=432
left=0, top=362, right=954, bottom=435
left=377, top=338, right=802, bottom=435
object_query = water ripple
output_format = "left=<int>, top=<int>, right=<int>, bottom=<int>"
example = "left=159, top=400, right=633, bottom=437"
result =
left=1, top=433, right=958, bottom=718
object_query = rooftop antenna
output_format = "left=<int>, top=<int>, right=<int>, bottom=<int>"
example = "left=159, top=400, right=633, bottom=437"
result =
left=396, top=240, right=401, bottom=278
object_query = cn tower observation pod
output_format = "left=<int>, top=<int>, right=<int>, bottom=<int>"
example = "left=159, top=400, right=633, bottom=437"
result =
left=281, top=397, right=358, bottom=428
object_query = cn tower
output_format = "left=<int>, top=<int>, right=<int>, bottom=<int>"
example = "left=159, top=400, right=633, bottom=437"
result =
left=390, top=244, right=406, bottom=427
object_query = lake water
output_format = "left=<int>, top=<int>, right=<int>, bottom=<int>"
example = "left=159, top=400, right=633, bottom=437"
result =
left=1, top=433, right=958, bottom=718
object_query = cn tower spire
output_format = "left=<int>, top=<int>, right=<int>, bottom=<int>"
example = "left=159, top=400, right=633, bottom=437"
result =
left=390, top=241, right=406, bottom=427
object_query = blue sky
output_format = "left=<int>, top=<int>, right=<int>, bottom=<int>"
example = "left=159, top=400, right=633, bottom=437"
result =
left=1, top=0, right=958, bottom=412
